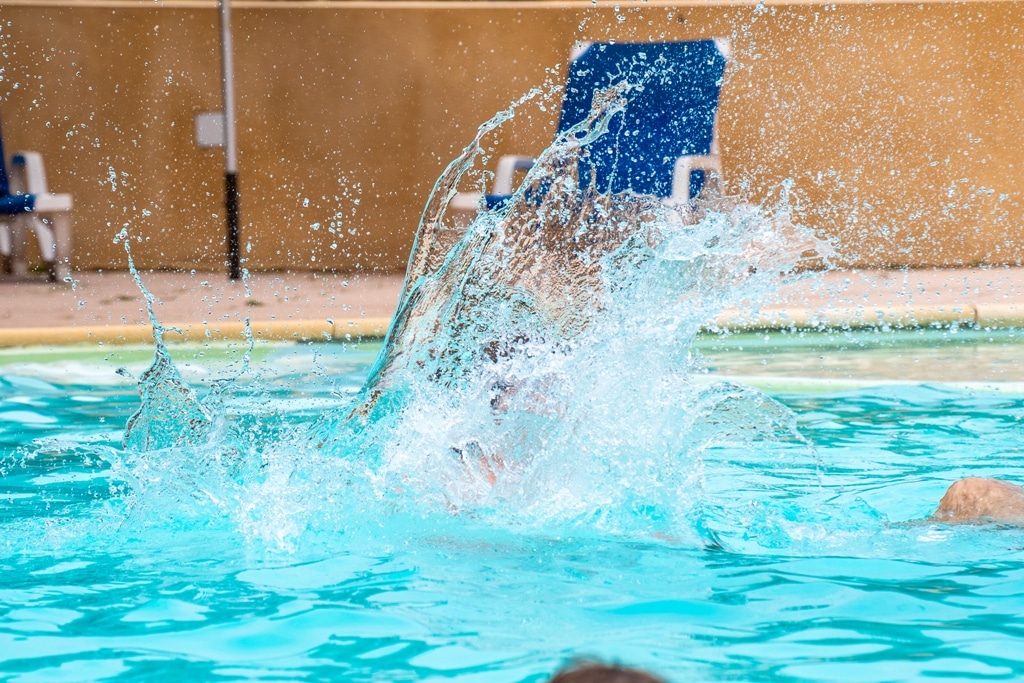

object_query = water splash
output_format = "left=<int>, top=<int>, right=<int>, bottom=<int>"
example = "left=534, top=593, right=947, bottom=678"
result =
left=306, top=82, right=830, bottom=538
left=117, top=231, right=213, bottom=452
left=107, top=76, right=831, bottom=548
left=105, top=232, right=285, bottom=542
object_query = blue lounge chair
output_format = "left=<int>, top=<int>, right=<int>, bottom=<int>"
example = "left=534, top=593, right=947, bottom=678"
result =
left=450, top=39, right=730, bottom=215
left=0, top=113, right=73, bottom=282
left=359, top=40, right=733, bottom=417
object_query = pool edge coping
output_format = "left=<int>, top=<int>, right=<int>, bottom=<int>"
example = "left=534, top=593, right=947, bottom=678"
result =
left=0, top=318, right=394, bottom=348
left=2, top=302, right=1023, bottom=348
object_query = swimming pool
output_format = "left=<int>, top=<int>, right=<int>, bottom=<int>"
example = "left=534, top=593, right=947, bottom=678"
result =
left=2, top=328, right=1024, bottom=682
left=5, top=57, right=1024, bottom=682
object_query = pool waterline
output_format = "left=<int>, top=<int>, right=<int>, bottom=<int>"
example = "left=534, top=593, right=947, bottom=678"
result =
left=4, top=324, right=1023, bottom=383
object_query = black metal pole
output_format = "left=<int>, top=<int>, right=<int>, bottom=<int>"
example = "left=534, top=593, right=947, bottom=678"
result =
left=225, top=171, right=241, bottom=280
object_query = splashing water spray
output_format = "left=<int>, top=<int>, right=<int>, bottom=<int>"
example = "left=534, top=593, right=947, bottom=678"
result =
left=307, top=78, right=832, bottom=539
left=115, top=71, right=831, bottom=546
left=115, top=229, right=214, bottom=452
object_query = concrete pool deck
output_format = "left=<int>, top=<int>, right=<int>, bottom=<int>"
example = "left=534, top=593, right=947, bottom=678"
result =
left=0, top=266, right=1022, bottom=347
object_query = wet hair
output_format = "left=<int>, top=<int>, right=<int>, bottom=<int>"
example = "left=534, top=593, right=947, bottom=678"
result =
left=548, top=661, right=668, bottom=683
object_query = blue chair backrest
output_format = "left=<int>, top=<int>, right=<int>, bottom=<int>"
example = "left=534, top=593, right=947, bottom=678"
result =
left=0, top=113, right=10, bottom=197
left=0, top=113, right=39, bottom=214
left=557, top=40, right=727, bottom=199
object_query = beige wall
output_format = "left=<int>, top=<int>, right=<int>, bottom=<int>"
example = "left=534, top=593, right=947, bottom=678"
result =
left=1, top=1, right=1022, bottom=272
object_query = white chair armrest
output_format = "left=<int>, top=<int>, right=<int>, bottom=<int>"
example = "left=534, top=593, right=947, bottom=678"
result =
left=671, top=154, right=722, bottom=203
left=493, top=155, right=535, bottom=195
left=448, top=192, right=481, bottom=212
left=32, top=193, right=73, bottom=212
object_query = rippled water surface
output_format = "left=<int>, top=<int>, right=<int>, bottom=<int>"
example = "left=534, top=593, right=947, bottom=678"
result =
left=2, top=335, right=1024, bottom=682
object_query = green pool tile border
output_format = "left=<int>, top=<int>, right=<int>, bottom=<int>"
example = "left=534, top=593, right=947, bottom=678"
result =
left=0, top=303, right=1022, bottom=348
left=712, top=303, right=1024, bottom=332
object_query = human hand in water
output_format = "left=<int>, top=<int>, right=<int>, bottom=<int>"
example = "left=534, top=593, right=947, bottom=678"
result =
left=931, top=477, right=1024, bottom=524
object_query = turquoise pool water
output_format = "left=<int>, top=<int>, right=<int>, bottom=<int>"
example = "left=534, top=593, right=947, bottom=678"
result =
left=2, top=331, right=1024, bottom=682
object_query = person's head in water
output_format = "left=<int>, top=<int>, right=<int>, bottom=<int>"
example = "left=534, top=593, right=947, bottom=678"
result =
left=932, top=477, right=1024, bottom=524
left=548, top=661, right=667, bottom=683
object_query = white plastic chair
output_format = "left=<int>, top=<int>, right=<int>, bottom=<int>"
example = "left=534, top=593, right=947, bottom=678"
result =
left=0, top=150, right=73, bottom=282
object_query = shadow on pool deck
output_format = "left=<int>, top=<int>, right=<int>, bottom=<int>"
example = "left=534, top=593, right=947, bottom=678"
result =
left=0, top=266, right=1023, bottom=347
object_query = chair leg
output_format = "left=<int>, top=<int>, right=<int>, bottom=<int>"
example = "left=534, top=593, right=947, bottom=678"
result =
left=0, top=222, right=11, bottom=275
left=0, top=213, right=72, bottom=281
left=9, top=217, right=29, bottom=276
left=31, top=215, right=56, bottom=256
left=26, top=215, right=55, bottom=281
left=28, top=214, right=69, bottom=283
left=48, top=212, right=73, bottom=282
